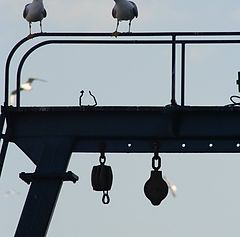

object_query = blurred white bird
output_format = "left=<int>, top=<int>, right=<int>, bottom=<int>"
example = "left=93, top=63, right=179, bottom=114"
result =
left=23, top=0, right=47, bottom=35
left=163, top=176, right=177, bottom=197
left=10, top=78, right=47, bottom=105
left=0, top=189, right=20, bottom=198
left=112, top=0, right=138, bottom=36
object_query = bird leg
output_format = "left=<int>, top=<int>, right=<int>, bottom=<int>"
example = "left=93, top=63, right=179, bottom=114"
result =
left=40, top=20, right=43, bottom=33
left=112, top=20, right=120, bottom=37
left=115, top=20, right=119, bottom=32
left=128, top=20, right=132, bottom=33
left=29, top=22, right=32, bottom=35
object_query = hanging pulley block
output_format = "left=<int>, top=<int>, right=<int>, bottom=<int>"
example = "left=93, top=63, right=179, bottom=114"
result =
left=144, top=170, right=169, bottom=206
left=91, top=164, right=113, bottom=191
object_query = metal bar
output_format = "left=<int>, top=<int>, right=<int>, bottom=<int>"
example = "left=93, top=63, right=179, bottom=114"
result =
left=4, top=37, right=30, bottom=106
left=0, top=139, right=9, bottom=177
left=5, top=31, right=240, bottom=106
left=16, top=39, right=173, bottom=107
left=24, top=32, right=240, bottom=37
left=0, top=126, right=9, bottom=177
left=15, top=138, right=74, bottom=237
left=171, top=35, right=177, bottom=105
left=13, top=38, right=240, bottom=107
left=181, top=43, right=186, bottom=106
left=8, top=105, right=240, bottom=153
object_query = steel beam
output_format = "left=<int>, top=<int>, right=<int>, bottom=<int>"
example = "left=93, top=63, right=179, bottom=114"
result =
left=5, top=105, right=240, bottom=154
left=14, top=137, right=74, bottom=237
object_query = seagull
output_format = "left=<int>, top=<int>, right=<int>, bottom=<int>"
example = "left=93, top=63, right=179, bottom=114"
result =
left=23, top=0, right=47, bottom=35
left=0, top=189, right=20, bottom=198
left=163, top=176, right=177, bottom=197
left=10, top=78, right=47, bottom=105
left=112, top=0, right=138, bottom=36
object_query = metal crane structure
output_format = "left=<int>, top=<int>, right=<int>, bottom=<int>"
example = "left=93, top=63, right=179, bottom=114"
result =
left=1, top=32, right=240, bottom=236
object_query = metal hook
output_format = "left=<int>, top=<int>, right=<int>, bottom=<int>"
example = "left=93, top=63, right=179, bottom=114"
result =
left=79, top=90, right=84, bottom=106
left=89, top=90, right=97, bottom=107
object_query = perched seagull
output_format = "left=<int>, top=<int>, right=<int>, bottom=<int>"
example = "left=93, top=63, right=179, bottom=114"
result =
left=112, top=0, right=138, bottom=36
left=23, top=0, right=47, bottom=35
left=10, top=78, right=47, bottom=105
left=163, top=176, right=177, bottom=197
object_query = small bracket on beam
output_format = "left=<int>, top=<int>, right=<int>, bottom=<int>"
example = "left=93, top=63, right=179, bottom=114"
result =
left=19, top=171, right=79, bottom=185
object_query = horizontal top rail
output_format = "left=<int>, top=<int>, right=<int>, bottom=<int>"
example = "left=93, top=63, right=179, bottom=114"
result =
left=17, top=31, right=240, bottom=37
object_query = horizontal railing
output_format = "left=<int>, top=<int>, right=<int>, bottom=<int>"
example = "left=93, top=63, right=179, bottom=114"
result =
left=4, top=31, right=240, bottom=108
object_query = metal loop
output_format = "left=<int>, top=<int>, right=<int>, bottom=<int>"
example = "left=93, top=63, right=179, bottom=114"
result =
left=99, top=152, right=106, bottom=165
left=152, top=153, right=161, bottom=171
left=102, top=191, right=110, bottom=204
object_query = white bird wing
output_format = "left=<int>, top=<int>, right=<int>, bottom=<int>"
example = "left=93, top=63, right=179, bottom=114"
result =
left=129, top=1, right=138, bottom=18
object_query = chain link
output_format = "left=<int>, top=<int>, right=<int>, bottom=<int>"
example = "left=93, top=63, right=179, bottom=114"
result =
left=152, top=152, right=161, bottom=170
left=99, top=152, right=106, bottom=165
left=102, top=191, right=110, bottom=204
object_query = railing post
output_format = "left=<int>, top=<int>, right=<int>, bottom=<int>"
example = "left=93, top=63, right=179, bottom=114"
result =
left=181, top=43, right=186, bottom=106
left=171, top=34, right=177, bottom=105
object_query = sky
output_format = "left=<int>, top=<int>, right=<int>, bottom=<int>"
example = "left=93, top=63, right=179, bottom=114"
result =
left=1, top=0, right=240, bottom=236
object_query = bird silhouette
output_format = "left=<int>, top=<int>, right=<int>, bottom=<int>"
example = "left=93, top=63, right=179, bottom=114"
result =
left=112, top=0, right=138, bottom=36
left=10, top=78, right=47, bottom=105
left=23, top=0, right=47, bottom=35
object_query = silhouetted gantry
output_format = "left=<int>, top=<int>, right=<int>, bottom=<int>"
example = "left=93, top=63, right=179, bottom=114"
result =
left=1, top=31, right=240, bottom=237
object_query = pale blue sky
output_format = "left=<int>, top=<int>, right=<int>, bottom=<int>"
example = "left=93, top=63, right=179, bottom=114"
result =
left=1, top=0, right=240, bottom=236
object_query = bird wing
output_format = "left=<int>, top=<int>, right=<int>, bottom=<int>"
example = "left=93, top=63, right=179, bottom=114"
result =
left=27, top=78, right=47, bottom=83
left=43, top=8, right=47, bottom=18
left=112, top=7, right=117, bottom=18
left=129, top=1, right=138, bottom=18
left=23, top=4, right=30, bottom=19
left=10, top=88, right=24, bottom=96
left=27, top=78, right=35, bottom=83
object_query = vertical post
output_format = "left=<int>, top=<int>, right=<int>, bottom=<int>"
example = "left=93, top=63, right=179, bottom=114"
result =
left=15, top=138, right=74, bottom=237
left=181, top=43, right=186, bottom=106
left=16, top=71, right=21, bottom=108
left=171, top=35, right=177, bottom=105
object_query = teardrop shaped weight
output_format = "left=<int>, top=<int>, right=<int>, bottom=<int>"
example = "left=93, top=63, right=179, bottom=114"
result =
left=91, top=164, right=113, bottom=191
left=144, top=170, right=168, bottom=206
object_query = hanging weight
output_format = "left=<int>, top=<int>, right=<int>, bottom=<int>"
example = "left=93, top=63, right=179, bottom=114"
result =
left=144, top=170, right=169, bottom=206
left=91, top=164, right=113, bottom=191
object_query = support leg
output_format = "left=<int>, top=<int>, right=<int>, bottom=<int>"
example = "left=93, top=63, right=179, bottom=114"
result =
left=14, top=138, right=74, bottom=237
left=0, top=138, right=9, bottom=177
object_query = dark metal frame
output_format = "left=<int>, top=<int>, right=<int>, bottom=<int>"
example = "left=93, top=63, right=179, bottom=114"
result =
left=2, top=32, right=240, bottom=237
left=4, top=31, right=240, bottom=107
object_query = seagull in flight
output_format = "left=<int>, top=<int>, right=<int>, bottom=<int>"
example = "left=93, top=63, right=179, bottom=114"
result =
left=23, top=0, right=47, bottom=35
left=112, top=0, right=138, bottom=36
left=10, top=78, right=47, bottom=105
left=163, top=176, right=177, bottom=197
